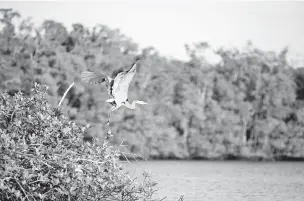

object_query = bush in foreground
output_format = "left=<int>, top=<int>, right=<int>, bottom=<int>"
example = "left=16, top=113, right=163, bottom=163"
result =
left=0, top=83, right=164, bottom=200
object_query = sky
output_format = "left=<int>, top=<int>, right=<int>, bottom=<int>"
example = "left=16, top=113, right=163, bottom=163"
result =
left=1, top=1, right=304, bottom=65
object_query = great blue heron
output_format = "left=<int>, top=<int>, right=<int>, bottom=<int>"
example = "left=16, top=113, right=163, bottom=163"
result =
left=81, top=58, right=148, bottom=112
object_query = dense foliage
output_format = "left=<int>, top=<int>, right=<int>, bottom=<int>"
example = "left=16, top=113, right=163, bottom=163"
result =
left=1, top=9, right=304, bottom=161
left=0, top=83, right=164, bottom=200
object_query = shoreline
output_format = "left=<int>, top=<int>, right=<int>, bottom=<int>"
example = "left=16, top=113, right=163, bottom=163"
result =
left=120, top=155, right=304, bottom=162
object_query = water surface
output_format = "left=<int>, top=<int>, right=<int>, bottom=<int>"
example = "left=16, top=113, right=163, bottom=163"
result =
left=124, top=161, right=304, bottom=201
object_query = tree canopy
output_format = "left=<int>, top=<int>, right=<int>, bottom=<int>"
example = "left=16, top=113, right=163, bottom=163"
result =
left=1, top=9, right=304, bottom=160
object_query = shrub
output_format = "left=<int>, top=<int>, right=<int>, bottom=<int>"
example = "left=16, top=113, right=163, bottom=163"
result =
left=0, top=83, right=161, bottom=201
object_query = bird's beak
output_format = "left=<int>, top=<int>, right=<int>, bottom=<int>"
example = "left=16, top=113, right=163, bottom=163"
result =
left=140, top=101, right=148, bottom=105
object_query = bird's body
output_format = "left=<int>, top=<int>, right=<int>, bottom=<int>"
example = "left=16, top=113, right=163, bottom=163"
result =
left=81, top=58, right=147, bottom=111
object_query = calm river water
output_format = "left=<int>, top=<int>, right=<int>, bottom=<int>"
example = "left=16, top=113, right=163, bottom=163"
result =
left=124, top=161, right=304, bottom=201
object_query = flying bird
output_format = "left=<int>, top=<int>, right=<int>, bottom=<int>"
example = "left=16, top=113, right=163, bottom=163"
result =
left=81, top=58, right=148, bottom=112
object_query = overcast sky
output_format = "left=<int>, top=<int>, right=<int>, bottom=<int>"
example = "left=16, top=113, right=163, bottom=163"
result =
left=1, top=1, right=304, bottom=63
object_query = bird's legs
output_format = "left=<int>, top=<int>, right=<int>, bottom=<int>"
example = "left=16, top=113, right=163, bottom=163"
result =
left=105, top=105, right=115, bottom=139
left=106, top=108, right=113, bottom=127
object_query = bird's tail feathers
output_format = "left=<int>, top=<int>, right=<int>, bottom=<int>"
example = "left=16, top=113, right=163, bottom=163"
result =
left=105, top=99, right=115, bottom=103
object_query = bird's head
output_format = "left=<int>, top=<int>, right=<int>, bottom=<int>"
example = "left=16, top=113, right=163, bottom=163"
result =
left=122, top=100, right=148, bottom=110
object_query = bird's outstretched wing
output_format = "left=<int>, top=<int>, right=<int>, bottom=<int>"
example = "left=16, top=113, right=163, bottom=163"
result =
left=81, top=71, right=112, bottom=84
left=81, top=71, right=115, bottom=97
left=112, top=59, right=139, bottom=100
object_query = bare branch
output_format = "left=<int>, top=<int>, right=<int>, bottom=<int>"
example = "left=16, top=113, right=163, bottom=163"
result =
left=58, top=82, right=75, bottom=107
